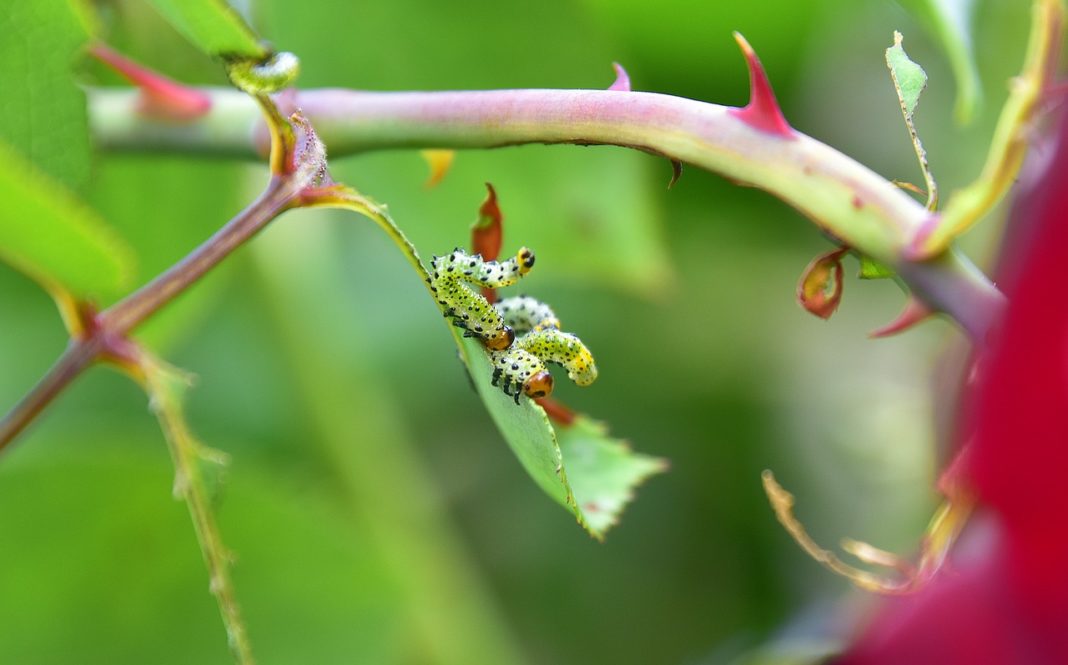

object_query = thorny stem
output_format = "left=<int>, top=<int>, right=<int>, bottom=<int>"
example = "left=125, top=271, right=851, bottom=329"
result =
left=99, top=176, right=298, bottom=335
left=89, top=86, right=1006, bottom=340
left=0, top=173, right=303, bottom=452
left=0, top=339, right=101, bottom=452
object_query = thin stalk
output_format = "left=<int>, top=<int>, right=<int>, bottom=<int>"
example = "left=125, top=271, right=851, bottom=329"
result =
left=0, top=339, right=100, bottom=451
left=100, top=177, right=298, bottom=335
left=1, top=175, right=302, bottom=452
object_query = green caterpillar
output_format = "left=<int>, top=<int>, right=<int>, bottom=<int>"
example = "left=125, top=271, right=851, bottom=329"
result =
left=490, top=296, right=598, bottom=404
left=429, top=247, right=535, bottom=350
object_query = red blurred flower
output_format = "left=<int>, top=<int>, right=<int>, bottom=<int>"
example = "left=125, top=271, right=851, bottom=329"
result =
left=839, top=115, right=1068, bottom=664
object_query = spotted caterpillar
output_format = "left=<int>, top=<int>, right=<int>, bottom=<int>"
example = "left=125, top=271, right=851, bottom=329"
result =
left=490, top=296, right=598, bottom=404
left=429, top=247, right=535, bottom=350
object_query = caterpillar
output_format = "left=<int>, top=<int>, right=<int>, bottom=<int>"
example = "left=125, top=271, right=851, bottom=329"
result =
left=489, top=296, right=598, bottom=404
left=429, top=247, right=535, bottom=350
left=495, top=295, right=561, bottom=334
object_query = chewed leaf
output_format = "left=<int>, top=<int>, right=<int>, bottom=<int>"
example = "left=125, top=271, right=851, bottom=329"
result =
left=910, top=0, right=1064, bottom=257
left=886, top=32, right=928, bottom=121
left=304, top=184, right=665, bottom=539
left=796, top=248, right=847, bottom=319
left=557, top=418, right=667, bottom=537
left=886, top=32, right=937, bottom=211
left=457, top=335, right=665, bottom=540
left=906, top=0, right=982, bottom=123
left=0, top=140, right=135, bottom=301
left=146, top=0, right=266, bottom=59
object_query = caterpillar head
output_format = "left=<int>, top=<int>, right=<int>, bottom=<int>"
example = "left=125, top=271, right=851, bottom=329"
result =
left=483, top=325, right=516, bottom=351
left=516, top=247, right=536, bottom=275
left=523, top=371, right=554, bottom=399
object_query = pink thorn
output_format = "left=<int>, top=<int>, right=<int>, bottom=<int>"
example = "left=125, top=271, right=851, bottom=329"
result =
left=869, top=295, right=934, bottom=338
left=88, top=43, right=211, bottom=121
left=608, top=62, right=632, bottom=92
left=728, top=33, right=792, bottom=138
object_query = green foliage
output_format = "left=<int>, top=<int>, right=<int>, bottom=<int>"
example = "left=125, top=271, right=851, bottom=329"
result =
left=145, top=0, right=266, bottom=59
left=1, top=0, right=1038, bottom=663
left=885, top=34, right=928, bottom=121
left=0, top=141, right=134, bottom=300
left=0, top=0, right=92, bottom=190
left=459, top=336, right=665, bottom=540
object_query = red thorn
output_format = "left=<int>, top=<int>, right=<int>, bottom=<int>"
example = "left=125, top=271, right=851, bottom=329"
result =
left=728, top=33, right=793, bottom=138
left=608, top=62, right=632, bottom=91
left=535, top=396, right=577, bottom=426
left=668, top=160, right=683, bottom=188
left=869, top=295, right=934, bottom=338
left=88, top=43, right=211, bottom=121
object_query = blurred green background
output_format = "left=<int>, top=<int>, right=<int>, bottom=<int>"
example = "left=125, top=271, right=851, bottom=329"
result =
left=0, top=0, right=1032, bottom=663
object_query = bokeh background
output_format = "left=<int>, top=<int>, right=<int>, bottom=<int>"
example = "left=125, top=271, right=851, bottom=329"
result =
left=0, top=0, right=1032, bottom=663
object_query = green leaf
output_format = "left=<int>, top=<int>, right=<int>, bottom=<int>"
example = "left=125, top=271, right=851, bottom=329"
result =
left=145, top=0, right=266, bottom=59
left=903, top=0, right=981, bottom=123
left=886, top=32, right=937, bottom=211
left=458, top=335, right=666, bottom=540
left=857, top=254, right=895, bottom=280
left=0, top=140, right=135, bottom=300
left=0, top=0, right=93, bottom=190
left=885, top=32, right=928, bottom=121
left=557, top=417, right=669, bottom=536
left=295, top=181, right=666, bottom=541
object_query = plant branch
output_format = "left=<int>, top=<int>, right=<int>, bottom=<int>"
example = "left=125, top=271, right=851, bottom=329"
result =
left=0, top=339, right=100, bottom=452
left=88, top=86, right=1006, bottom=339
left=1, top=159, right=308, bottom=452
left=99, top=177, right=298, bottom=335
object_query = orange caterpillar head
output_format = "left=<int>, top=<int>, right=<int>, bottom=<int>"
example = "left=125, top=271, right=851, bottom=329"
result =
left=483, top=325, right=515, bottom=351
left=523, top=371, right=554, bottom=399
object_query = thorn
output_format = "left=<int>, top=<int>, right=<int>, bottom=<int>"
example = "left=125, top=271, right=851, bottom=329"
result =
left=668, top=160, right=683, bottom=188
left=728, top=33, right=793, bottom=138
left=608, top=62, right=632, bottom=91
left=869, top=295, right=934, bottom=338
left=88, top=42, right=211, bottom=120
